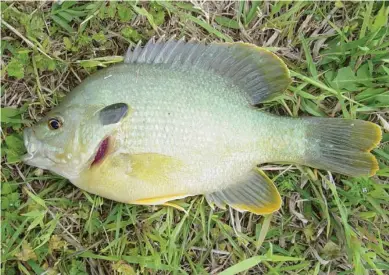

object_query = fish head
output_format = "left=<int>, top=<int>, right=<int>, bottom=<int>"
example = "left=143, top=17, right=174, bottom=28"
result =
left=22, top=102, right=129, bottom=180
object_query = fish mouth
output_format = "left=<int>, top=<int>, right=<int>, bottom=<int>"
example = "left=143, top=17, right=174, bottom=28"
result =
left=21, top=128, right=38, bottom=163
left=90, top=137, right=110, bottom=167
left=21, top=128, right=54, bottom=168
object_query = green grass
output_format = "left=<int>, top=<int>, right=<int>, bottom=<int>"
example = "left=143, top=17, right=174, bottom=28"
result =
left=1, top=1, right=389, bottom=274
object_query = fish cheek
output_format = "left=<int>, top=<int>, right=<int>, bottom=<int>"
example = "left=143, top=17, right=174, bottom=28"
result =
left=50, top=129, right=79, bottom=163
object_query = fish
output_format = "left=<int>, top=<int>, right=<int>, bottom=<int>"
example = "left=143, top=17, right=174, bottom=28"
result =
left=22, top=38, right=382, bottom=215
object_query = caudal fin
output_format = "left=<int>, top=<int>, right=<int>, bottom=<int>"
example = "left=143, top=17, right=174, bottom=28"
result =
left=302, top=118, right=381, bottom=177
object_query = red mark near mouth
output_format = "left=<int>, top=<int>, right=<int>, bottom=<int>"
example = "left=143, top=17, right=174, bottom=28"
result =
left=91, top=137, right=109, bottom=166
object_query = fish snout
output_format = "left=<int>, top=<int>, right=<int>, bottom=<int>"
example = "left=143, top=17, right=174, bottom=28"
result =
left=22, top=128, right=39, bottom=162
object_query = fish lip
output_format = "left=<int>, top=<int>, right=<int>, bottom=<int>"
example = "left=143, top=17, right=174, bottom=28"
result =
left=21, top=128, right=59, bottom=172
left=21, top=128, right=37, bottom=163
left=21, top=152, right=34, bottom=162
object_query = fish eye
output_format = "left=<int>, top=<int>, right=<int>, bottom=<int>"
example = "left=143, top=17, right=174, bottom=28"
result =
left=48, top=118, right=62, bottom=130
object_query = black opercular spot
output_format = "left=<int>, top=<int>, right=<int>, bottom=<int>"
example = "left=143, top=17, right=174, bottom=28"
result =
left=99, top=103, right=129, bottom=125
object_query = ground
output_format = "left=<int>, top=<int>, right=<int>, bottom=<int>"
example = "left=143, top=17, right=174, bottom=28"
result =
left=1, top=1, right=389, bottom=275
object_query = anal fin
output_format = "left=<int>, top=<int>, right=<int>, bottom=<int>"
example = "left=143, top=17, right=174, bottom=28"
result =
left=205, top=169, right=281, bottom=215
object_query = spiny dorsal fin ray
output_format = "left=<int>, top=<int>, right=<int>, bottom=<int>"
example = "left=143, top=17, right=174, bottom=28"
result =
left=205, top=169, right=282, bottom=215
left=124, top=38, right=291, bottom=104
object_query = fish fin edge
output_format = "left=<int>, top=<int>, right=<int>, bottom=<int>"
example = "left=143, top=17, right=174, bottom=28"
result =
left=133, top=194, right=190, bottom=205
left=302, top=118, right=382, bottom=177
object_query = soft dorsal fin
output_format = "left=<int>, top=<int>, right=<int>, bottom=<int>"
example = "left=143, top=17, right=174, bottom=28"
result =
left=124, top=38, right=291, bottom=104
left=205, top=169, right=281, bottom=215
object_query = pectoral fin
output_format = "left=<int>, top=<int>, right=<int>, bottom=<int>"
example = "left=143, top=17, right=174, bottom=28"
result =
left=163, top=202, right=188, bottom=213
left=205, top=169, right=281, bottom=215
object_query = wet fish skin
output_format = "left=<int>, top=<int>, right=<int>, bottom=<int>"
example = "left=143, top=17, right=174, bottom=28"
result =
left=22, top=40, right=381, bottom=214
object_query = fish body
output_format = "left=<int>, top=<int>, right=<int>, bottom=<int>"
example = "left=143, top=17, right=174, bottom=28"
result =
left=23, top=40, right=381, bottom=214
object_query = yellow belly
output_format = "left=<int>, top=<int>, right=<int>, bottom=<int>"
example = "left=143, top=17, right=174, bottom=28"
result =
left=73, top=151, right=195, bottom=204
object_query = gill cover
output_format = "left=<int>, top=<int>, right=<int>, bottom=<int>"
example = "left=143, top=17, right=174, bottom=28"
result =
left=89, top=103, right=129, bottom=166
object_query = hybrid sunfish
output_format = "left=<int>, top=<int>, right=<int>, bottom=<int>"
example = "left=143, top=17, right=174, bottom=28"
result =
left=22, top=38, right=382, bottom=214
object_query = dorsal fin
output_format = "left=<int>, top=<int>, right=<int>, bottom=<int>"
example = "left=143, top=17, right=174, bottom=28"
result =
left=124, top=38, right=291, bottom=104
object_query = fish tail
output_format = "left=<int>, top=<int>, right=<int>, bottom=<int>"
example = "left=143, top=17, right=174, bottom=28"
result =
left=301, top=118, right=381, bottom=176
